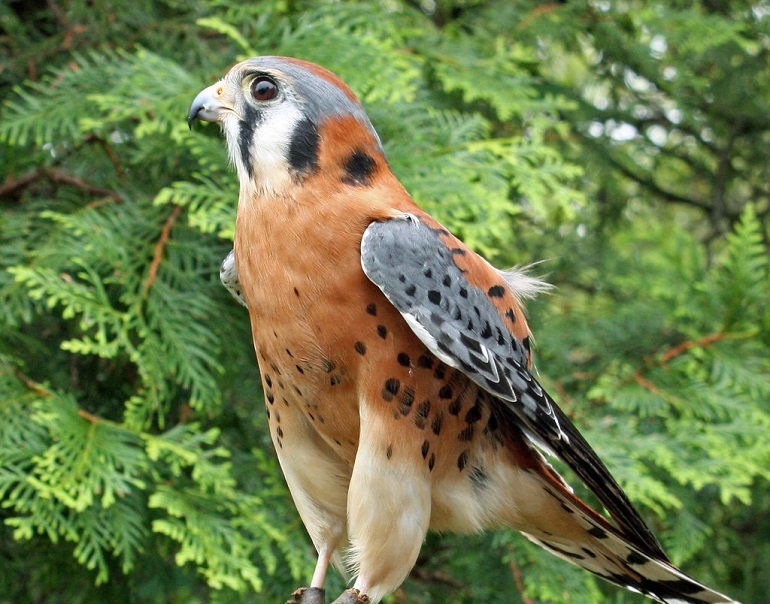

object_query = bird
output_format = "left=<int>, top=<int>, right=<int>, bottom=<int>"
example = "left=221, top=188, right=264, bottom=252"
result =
left=188, top=56, right=739, bottom=604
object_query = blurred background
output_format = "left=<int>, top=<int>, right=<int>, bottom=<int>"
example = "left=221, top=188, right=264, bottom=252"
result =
left=1, top=1, right=768, bottom=602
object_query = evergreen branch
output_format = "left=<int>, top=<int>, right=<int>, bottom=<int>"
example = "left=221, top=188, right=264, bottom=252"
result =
left=13, top=367, right=53, bottom=397
left=0, top=167, right=122, bottom=202
left=143, top=204, right=184, bottom=295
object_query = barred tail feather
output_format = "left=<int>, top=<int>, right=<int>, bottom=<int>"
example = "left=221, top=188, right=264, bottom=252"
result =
left=521, top=478, right=739, bottom=604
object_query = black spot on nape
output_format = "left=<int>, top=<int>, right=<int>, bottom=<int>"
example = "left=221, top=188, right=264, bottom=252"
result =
left=522, top=336, right=531, bottom=352
left=366, top=303, right=377, bottom=316
left=457, top=450, right=469, bottom=470
left=354, top=341, right=367, bottom=355
left=405, top=284, right=417, bottom=296
left=287, top=117, right=320, bottom=175
left=237, top=104, right=263, bottom=175
left=397, top=353, right=411, bottom=367
left=459, top=287, right=468, bottom=298
left=442, top=275, right=451, bottom=287
left=342, top=149, right=377, bottom=186
left=488, top=285, right=505, bottom=298
left=377, top=325, right=387, bottom=339
left=451, top=247, right=467, bottom=256
left=382, top=378, right=400, bottom=402
left=428, top=290, right=442, bottom=305
left=423, top=268, right=432, bottom=278
left=505, top=308, right=516, bottom=323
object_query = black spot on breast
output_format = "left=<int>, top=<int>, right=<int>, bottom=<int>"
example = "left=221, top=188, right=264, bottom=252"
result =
left=442, top=275, right=451, bottom=287
left=294, top=287, right=300, bottom=297
left=264, top=374, right=273, bottom=388
left=237, top=104, right=262, bottom=175
left=386, top=444, right=393, bottom=460
left=285, top=348, right=294, bottom=358
left=421, top=440, right=430, bottom=459
left=405, top=284, right=417, bottom=296
left=448, top=397, right=462, bottom=415
left=505, top=308, right=516, bottom=323
left=465, top=402, right=482, bottom=424
left=295, top=364, right=304, bottom=374
left=377, top=325, right=387, bottom=339
left=277, top=426, right=284, bottom=439
left=433, top=364, right=446, bottom=380
left=428, top=290, right=442, bottom=305
left=293, top=385, right=303, bottom=397
left=322, top=359, right=336, bottom=373
left=342, top=149, right=377, bottom=186
left=382, top=378, right=400, bottom=402
left=398, top=386, right=415, bottom=415
left=366, top=303, right=377, bottom=316
left=354, top=341, right=367, bottom=355
left=438, top=385, right=453, bottom=399
left=330, top=374, right=341, bottom=386
left=397, top=353, right=410, bottom=367
left=457, top=450, right=469, bottom=470
left=415, top=400, right=431, bottom=429
left=423, top=268, right=432, bottom=278
left=287, top=117, right=320, bottom=175
left=266, top=408, right=270, bottom=420
left=428, top=453, right=436, bottom=471
left=266, top=392, right=275, bottom=404
left=417, top=355, right=434, bottom=369
left=488, top=285, right=505, bottom=298
left=459, top=287, right=468, bottom=298
left=431, top=413, right=443, bottom=435
left=458, top=425, right=474, bottom=442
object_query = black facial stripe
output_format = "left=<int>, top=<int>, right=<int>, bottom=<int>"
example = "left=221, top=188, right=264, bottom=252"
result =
left=238, top=104, right=263, bottom=175
left=287, top=117, right=320, bottom=175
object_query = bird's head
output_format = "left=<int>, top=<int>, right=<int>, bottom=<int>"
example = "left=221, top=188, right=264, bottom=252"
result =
left=188, top=56, right=385, bottom=199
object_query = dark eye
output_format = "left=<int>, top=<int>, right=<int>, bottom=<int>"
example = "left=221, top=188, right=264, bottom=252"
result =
left=251, top=76, right=278, bottom=102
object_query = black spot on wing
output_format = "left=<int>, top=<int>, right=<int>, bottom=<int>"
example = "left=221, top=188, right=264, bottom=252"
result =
left=288, top=117, right=320, bottom=175
left=342, top=149, right=377, bottom=186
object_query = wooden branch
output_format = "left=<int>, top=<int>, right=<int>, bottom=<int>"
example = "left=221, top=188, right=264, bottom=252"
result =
left=13, top=367, right=53, bottom=397
left=143, top=205, right=184, bottom=295
left=509, top=559, right=534, bottom=604
left=0, top=166, right=122, bottom=202
left=660, top=331, right=727, bottom=364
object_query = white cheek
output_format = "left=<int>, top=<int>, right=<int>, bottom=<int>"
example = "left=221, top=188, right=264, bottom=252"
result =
left=229, top=103, right=303, bottom=197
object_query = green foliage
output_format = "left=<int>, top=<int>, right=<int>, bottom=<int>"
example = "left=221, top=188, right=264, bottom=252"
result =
left=1, top=1, right=768, bottom=603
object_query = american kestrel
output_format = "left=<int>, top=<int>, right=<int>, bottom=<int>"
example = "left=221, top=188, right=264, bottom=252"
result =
left=188, top=57, right=739, bottom=604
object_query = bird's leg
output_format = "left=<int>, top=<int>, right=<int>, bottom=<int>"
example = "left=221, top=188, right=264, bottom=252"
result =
left=330, top=405, right=431, bottom=603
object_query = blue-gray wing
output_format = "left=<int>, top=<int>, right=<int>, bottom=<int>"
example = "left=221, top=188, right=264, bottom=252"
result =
left=360, top=213, right=669, bottom=561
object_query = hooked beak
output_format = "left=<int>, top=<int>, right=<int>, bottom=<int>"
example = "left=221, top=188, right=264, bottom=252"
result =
left=188, top=82, right=230, bottom=130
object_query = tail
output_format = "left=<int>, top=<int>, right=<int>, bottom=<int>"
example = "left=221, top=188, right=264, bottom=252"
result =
left=522, top=471, right=740, bottom=604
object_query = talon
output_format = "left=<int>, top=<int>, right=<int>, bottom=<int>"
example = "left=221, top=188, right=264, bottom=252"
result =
left=330, top=588, right=369, bottom=604
left=287, top=586, right=326, bottom=604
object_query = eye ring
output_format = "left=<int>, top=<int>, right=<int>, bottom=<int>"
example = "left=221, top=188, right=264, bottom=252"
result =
left=251, top=76, right=278, bottom=102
